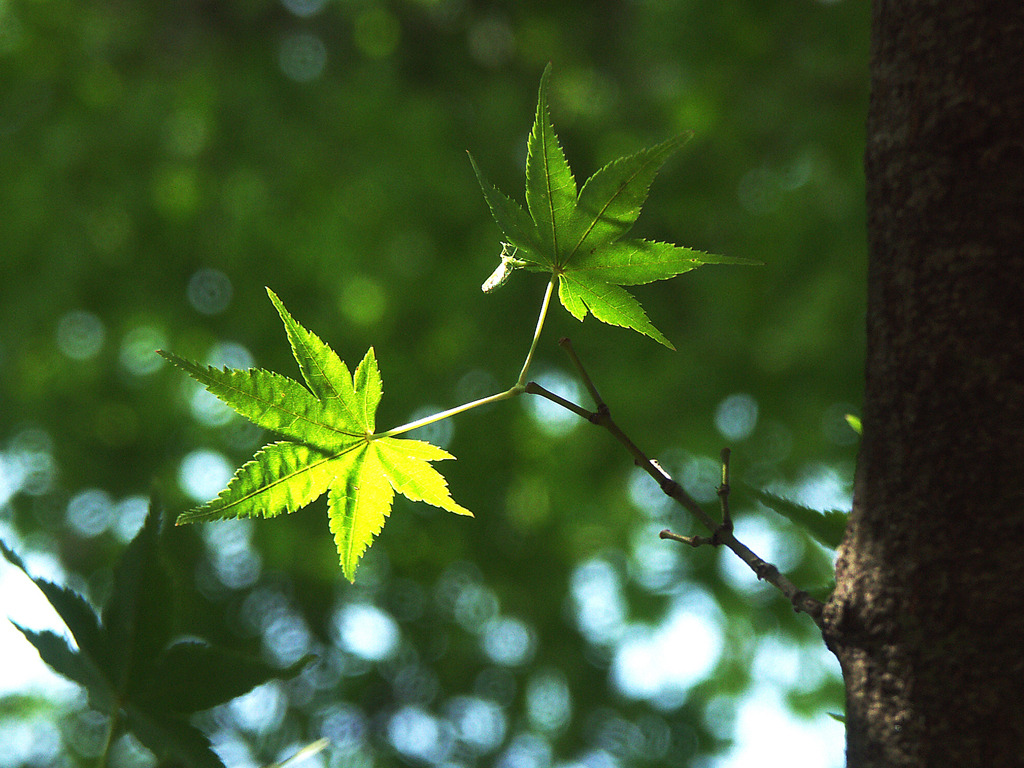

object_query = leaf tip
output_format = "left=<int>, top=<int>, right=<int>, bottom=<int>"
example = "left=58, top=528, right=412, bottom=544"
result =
left=175, top=508, right=203, bottom=526
left=266, top=286, right=287, bottom=315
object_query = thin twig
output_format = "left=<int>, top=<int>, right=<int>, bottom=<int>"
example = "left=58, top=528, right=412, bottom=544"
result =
left=559, top=337, right=605, bottom=410
left=524, top=381, right=594, bottom=421
left=527, top=380, right=718, bottom=531
left=660, top=529, right=716, bottom=547
left=527, top=340, right=825, bottom=628
left=717, top=448, right=733, bottom=537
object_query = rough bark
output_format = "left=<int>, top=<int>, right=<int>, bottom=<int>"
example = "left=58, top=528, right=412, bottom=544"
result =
left=823, top=2, right=1024, bottom=766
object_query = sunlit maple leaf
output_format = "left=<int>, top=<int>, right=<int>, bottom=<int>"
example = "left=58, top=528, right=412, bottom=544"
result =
left=470, top=64, right=759, bottom=348
left=161, top=289, right=471, bottom=582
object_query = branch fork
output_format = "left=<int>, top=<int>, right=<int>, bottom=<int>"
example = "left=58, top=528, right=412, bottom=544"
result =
left=528, top=338, right=825, bottom=628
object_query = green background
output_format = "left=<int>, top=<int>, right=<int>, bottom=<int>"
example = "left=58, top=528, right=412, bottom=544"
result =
left=0, top=0, right=867, bottom=765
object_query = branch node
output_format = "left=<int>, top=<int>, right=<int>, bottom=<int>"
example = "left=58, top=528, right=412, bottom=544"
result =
left=754, top=561, right=780, bottom=582
left=795, top=594, right=825, bottom=623
left=544, top=346, right=824, bottom=628
left=660, top=478, right=682, bottom=496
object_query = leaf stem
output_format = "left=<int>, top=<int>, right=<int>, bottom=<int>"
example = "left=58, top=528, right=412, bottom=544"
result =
left=374, top=386, right=522, bottom=439
left=517, top=275, right=557, bottom=386
left=374, top=275, right=556, bottom=441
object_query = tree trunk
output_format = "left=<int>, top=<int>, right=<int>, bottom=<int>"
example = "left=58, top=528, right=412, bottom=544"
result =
left=823, top=2, right=1024, bottom=766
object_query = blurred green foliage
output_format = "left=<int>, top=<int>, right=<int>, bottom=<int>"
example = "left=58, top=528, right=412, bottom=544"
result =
left=0, top=0, right=867, bottom=765
left=2, top=503, right=315, bottom=767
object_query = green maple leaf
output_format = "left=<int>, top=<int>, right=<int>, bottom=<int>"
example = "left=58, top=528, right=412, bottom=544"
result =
left=470, top=64, right=758, bottom=349
left=1, top=502, right=312, bottom=768
left=161, top=288, right=471, bottom=582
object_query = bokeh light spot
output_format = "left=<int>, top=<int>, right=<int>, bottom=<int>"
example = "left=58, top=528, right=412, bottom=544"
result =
left=454, top=583, right=500, bottom=634
left=627, top=465, right=674, bottom=518
left=282, top=0, right=329, bottom=17
left=719, top=687, right=845, bottom=768
left=526, top=669, right=571, bottom=733
left=187, top=268, right=233, bottom=315
left=681, top=454, right=721, bottom=504
left=496, top=732, right=552, bottom=768
left=714, top=393, right=759, bottom=442
left=2, top=428, right=56, bottom=501
left=0, top=717, right=62, bottom=767
left=611, top=593, right=724, bottom=705
left=228, top=681, right=287, bottom=735
left=66, top=488, right=113, bottom=537
left=747, top=419, right=794, bottom=465
left=333, top=603, right=399, bottom=661
left=392, top=663, right=440, bottom=704
left=481, top=616, right=535, bottom=667
left=264, top=610, right=312, bottom=668
left=446, top=696, right=507, bottom=754
left=67, top=710, right=109, bottom=758
left=178, top=449, right=232, bottom=502
left=112, top=495, right=149, bottom=543
left=279, top=32, right=327, bottom=82
left=119, top=325, right=167, bottom=376
left=789, top=463, right=853, bottom=512
left=719, top=517, right=803, bottom=593
left=204, top=520, right=262, bottom=591
left=320, top=703, right=367, bottom=755
left=525, top=370, right=581, bottom=437
left=629, top=522, right=683, bottom=593
left=189, top=385, right=234, bottom=427
left=208, top=340, right=254, bottom=370
left=387, top=706, right=450, bottom=764
left=571, top=558, right=626, bottom=645
left=55, top=310, right=105, bottom=360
